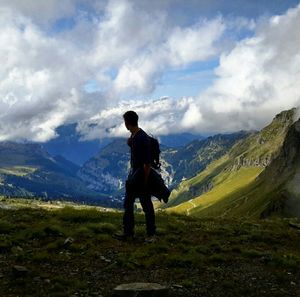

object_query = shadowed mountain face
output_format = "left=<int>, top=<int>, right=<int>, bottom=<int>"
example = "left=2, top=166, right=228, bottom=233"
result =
left=77, top=138, right=130, bottom=194
left=0, top=142, right=116, bottom=207
left=42, top=123, right=111, bottom=166
left=167, top=108, right=299, bottom=218
left=254, top=118, right=300, bottom=217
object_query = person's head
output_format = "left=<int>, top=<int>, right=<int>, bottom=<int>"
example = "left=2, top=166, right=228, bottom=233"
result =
left=123, top=110, right=139, bottom=131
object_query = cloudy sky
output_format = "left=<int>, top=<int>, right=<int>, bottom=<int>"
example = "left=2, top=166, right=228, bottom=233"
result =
left=1, top=0, right=300, bottom=141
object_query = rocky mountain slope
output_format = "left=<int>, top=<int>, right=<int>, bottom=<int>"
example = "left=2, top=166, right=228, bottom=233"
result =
left=163, top=131, right=251, bottom=184
left=167, top=108, right=298, bottom=218
left=77, top=138, right=130, bottom=194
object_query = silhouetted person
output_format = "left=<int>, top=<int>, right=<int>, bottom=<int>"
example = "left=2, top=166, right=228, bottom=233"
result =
left=114, top=110, right=156, bottom=241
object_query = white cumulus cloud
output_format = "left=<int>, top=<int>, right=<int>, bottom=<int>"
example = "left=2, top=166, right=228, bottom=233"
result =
left=0, top=0, right=226, bottom=141
left=195, top=4, right=300, bottom=133
left=1, top=0, right=300, bottom=142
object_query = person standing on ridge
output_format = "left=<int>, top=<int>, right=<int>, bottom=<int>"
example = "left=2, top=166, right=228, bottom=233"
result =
left=114, top=110, right=156, bottom=242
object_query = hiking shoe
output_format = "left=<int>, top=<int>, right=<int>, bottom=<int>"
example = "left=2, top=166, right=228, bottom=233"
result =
left=144, top=235, right=157, bottom=244
left=112, top=232, right=134, bottom=242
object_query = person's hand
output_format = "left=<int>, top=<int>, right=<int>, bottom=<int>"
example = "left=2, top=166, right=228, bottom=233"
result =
left=127, top=137, right=132, bottom=146
left=143, top=179, right=149, bottom=192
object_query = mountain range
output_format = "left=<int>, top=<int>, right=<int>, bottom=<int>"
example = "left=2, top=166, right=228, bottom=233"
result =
left=0, top=108, right=299, bottom=218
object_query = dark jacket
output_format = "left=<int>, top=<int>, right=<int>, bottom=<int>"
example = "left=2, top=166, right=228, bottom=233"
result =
left=126, top=167, right=170, bottom=203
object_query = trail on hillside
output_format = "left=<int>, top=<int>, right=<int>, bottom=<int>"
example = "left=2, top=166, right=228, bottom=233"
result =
left=186, top=200, right=196, bottom=215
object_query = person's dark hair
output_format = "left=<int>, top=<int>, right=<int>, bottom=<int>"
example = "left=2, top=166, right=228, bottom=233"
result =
left=123, top=110, right=139, bottom=126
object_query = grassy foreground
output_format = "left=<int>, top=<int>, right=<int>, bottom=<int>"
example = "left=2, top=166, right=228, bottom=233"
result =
left=0, top=199, right=299, bottom=297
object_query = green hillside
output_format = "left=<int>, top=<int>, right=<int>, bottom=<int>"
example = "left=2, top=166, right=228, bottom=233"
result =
left=191, top=115, right=300, bottom=219
left=166, top=155, right=230, bottom=207
left=166, top=109, right=298, bottom=218
left=169, top=167, right=263, bottom=215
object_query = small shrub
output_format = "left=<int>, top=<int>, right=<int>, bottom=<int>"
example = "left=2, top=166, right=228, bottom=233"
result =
left=268, top=254, right=300, bottom=270
left=116, top=254, right=137, bottom=269
left=194, top=245, right=210, bottom=255
left=242, top=249, right=265, bottom=259
left=0, top=239, right=12, bottom=252
left=165, top=254, right=193, bottom=267
left=85, top=222, right=117, bottom=234
left=0, top=220, right=14, bottom=234
left=43, top=224, right=65, bottom=237
left=72, top=226, right=94, bottom=238
left=208, top=254, right=226, bottom=263
left=165, top=223, right=184, bottom=234
left=68, top=242, right=87, bottom=252
left=155, top=227, right=167, bottom=235
left=32, top=251, right=51, bottom=262
left=147, top=243, right=169, bottom=254
left=231, top=245, right=242, bottom=253
left=166, top=234, right=180, bottom=244
left=221, top=280, right=235, bottom=290
left=209, top=242, right=222, bottom=253
left=181, top=279, right=194, bottom=288
left=96, top=234, right=113, bottom=242
left=28, top=227, right=48, bottom=240
left=55, top=207, right=102, bottom=223
left=46, top=239, right=65, bottom=251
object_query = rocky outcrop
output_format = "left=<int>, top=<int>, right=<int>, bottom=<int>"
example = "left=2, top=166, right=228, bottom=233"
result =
left=259, top=118, right=300, bottom=217
left=77, top=169, right=124, bottom=192
left=77, top=147, right=130, bottom=194
left=231, top=154, right=274, bottom=170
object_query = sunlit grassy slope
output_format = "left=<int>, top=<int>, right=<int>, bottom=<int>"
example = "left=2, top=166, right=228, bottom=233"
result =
left=165, top=109, right=297, bottom=218
left=168, top=167, right=263, bottom=215
left=166, top=156, right=230, bottom=207
left=0, top=166, right=37, bottom=177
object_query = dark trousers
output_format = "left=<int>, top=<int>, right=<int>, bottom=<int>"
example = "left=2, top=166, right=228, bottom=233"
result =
left=123, top=169, right=156, bottom=236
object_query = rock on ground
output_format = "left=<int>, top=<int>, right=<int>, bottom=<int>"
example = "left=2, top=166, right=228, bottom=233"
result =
left=113, top=282, right=169, bottom=297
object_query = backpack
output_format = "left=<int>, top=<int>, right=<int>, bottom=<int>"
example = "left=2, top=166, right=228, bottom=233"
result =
left=149, top=135, right=161, bottom=169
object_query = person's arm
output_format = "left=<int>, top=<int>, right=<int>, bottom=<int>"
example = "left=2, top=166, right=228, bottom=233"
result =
left=143, top=163, right=151, bottom=186
left=142, top=134, right=152, bottom=186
